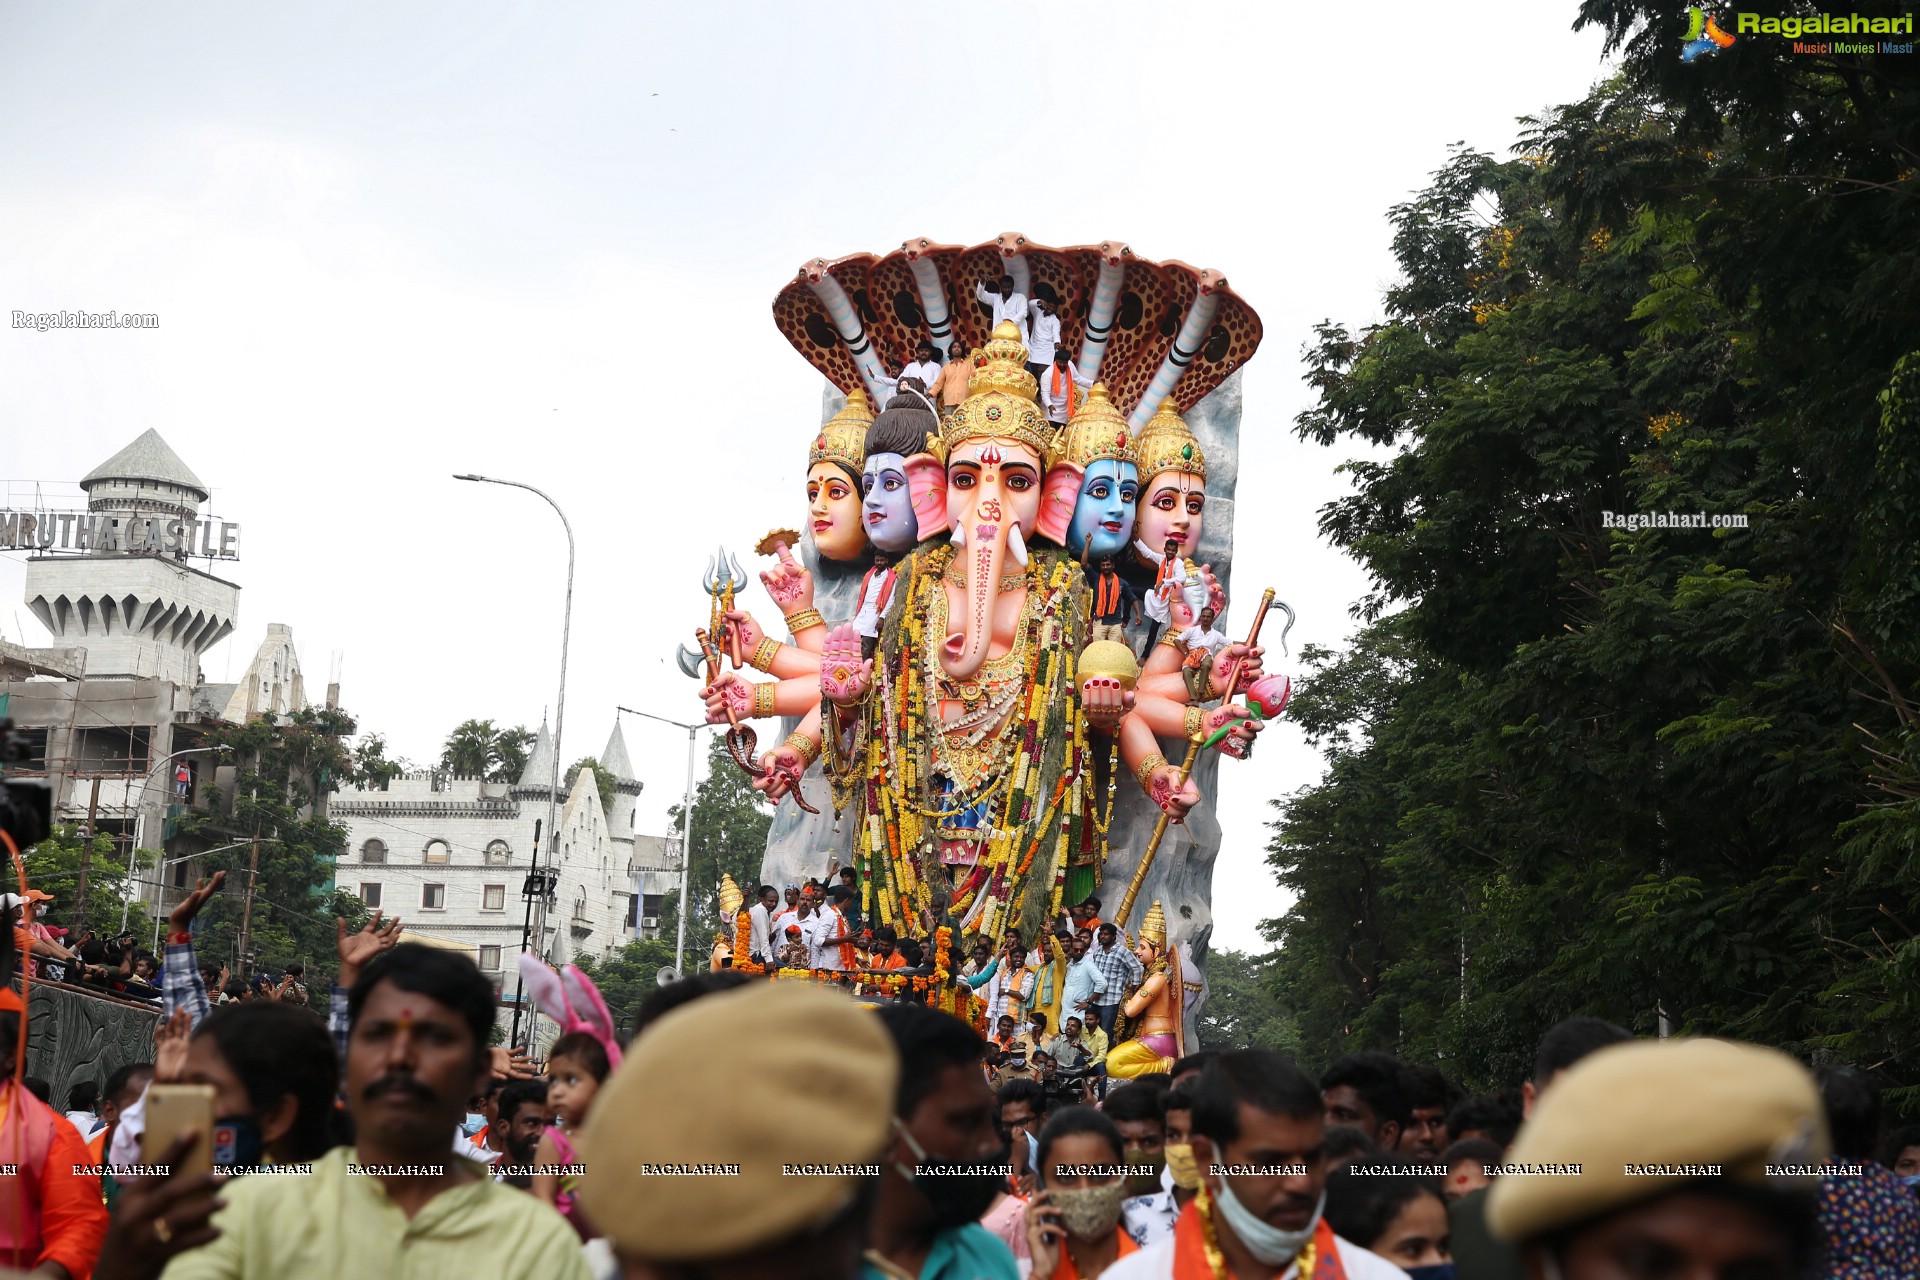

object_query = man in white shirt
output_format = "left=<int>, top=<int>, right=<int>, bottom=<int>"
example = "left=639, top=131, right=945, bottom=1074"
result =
left=1037, top=347, right=1093, bottom=426
left=747, top=883, right=779, bottom=964
left=975, top=273, right=1030, bottom=346
left=887, top=339, right=944, bottom=394
left=1102, top=1049, right=1410, bottom=1280
left=1178, top=606, right=1231, bottom=667
left=809, top=894, right=851, bottom=971
left=1026, top=296, right=1062, bottom=384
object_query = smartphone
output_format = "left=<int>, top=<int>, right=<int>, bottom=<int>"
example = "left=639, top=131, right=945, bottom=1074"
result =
left=143, top=1083, right=215, bottom=1177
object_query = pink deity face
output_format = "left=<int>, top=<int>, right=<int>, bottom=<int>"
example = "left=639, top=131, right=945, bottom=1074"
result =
left=1136, top=472, right=1206, bottom=558
left=807, top=462, right=867, bottom=562
left=939, top=437, right=1044, bottom=680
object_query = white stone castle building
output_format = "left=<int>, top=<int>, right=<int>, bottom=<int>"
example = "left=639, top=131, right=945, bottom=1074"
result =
left=328, top=721, right=678, bottom=997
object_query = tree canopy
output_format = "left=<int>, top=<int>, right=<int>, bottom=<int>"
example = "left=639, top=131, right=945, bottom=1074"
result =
left=1274, top=9, right=1920, bottom=1105
left=661, top=735, right=771, bottom=953
left=440, top=719, right=536, bottom=784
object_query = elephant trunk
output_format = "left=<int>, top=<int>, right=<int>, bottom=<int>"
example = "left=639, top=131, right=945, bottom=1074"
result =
left=940, top=519, right=1013, bottom=679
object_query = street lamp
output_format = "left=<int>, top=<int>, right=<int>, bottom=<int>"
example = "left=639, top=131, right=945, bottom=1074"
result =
left=617, top=706, right=719, bottom=978
left=454, top=474, right=574, bottom=990
left=148, top=839, right=257, bottom=953
left=124, top=745, right=230, bottom=931
left=509, top=867, right=560, bottom=1050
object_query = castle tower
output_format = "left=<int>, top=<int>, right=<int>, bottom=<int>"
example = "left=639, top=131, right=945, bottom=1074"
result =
left=599, top=721, right=643, bottom=837
left=23, top=429, right=238, bottom=684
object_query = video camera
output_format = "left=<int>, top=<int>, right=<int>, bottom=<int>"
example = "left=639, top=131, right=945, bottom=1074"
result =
left=0, top=717, right=53, bottom=854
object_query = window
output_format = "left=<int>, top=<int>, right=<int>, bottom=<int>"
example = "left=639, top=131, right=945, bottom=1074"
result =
left=360, top=883, right=382, bottom=909
left=422, top=883, right=445, bottom=910
left=573, top=893, right=588, bottom=922
left=642, top=893, right=664, bottom=919
left=485, top=840, right=512, bottom=866
left=478, top=945, right=501, bottom=972
left=483, top=884, right=506, bottom=911
left=423, top=839, right=451, bottom=864
left=170, top=859, right=192, bottom=888
left=361, top=839, right=387, bottom=865
left=75, top=726, right=151, bottom=775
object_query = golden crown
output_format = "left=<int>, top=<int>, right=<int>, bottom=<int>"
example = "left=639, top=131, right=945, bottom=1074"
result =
left=1134, top=399, right=1207, bottom=482
left=1141, top=900, right=1168, bottom=947
left=936, top=321, right=1053, bottom=466
left=810, top=389, right=873, bottom=473
left=1053, top=382, right=1136, bottom=470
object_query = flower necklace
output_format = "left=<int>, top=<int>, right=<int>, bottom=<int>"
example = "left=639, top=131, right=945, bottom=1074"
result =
left=1195, top=1186, right=1316, bottom=1280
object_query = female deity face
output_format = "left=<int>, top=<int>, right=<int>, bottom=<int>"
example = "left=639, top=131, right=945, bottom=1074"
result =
left=807, top=462, right=866, bottom=562
left=1136, top=473, right=1206, bottom=560
left=1066, top=460, right=1139, bottom=560
left=862, top=453, right=919, bottom=553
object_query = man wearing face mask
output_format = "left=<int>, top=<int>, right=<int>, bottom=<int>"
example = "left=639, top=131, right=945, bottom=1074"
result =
left=865, top=1003, right=1021, bottom=1280
left=1108, top=1084, right=1175, bottom=1248
left=1104, top=1050, right=1409, bottom=1280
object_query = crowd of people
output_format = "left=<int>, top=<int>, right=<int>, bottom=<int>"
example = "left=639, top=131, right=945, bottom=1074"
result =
left=5, top=867, right=1920, bottom=1280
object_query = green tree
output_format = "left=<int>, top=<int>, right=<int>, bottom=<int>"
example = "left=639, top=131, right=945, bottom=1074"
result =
left=20, top=822, right=154, bottom=947
left=171, top=707, right=371, bottom=983
left=570, top=937, right=678, bottom=1041
left=441, top=719, right=500, bottom=779
left=564, top=757, right=618, bottom=815
left=439, top=719, right=537, bottom=784
left=1278, top=25, right=1920, bottom=1102
left=348, top=733, right=409, bottom=789
left=494, top=726, right=535, bottom=785
left=1198, top=949, right=1302, bottom=1055
left=661, top=736, right=771, bottom=955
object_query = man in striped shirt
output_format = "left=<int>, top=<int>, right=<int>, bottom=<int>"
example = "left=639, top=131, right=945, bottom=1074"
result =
left=1089, top=922, right=1144, bottom=1039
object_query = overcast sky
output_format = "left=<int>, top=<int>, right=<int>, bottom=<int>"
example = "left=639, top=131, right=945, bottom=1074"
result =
left=0, top=1, right=1612, bottom=952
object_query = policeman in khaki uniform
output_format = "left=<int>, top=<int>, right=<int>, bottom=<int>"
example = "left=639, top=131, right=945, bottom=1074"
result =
left=1487, top=1037, right=1829, bottom=1280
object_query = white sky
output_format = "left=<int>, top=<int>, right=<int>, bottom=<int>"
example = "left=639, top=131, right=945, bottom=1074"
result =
left=0, top=1, right=1611, bottom=952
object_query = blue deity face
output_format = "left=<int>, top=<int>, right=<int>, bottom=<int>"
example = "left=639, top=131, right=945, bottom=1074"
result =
left=1067, top=460, right=1139, bottom=559
left=861, top=452, right=918, bottom=553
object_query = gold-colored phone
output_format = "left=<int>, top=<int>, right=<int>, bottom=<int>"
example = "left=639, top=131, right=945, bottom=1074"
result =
left=142, top=1083, right=215, bottom=1177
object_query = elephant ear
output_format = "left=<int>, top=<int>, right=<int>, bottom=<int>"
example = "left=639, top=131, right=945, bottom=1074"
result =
left=559, top=965, right=624, bottom=1070
left=1034, top=461, right=1085, bottom=545
left=905, top=453, right=948, bottom=540
left=517, top=953, right=573, bottom=1027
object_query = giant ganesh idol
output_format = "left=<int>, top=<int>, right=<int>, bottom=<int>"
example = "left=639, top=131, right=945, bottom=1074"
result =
left=692, top=235, right=1282, bottom=1053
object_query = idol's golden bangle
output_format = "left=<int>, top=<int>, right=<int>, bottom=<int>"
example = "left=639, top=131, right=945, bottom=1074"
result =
left=785, top=608, right=825, bottom=634
left=783, top=732, right=822, bottom=766
left=753, top=682, right=776, bottom=719
left=750, top=637, right=782, bottom=673
left=1183, top=705, right=1206, bottom=743
left=1135, top=753, right=1170, bottom=791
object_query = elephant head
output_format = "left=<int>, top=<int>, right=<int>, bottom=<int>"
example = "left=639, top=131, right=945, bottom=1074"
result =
left=935, top=321, right=1054, bottom=681
left=942, top=436, right=1044, bottom=679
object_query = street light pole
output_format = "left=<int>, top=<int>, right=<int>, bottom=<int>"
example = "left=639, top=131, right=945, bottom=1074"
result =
left=124, top=745, right=227, bottom=932
left=455, top=474, right=574, bottom=978
left=616, top=706, right=717, bottom=978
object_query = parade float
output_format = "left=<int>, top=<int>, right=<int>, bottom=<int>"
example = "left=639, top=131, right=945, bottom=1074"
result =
left=685, top=236, right=1291, bottom=1070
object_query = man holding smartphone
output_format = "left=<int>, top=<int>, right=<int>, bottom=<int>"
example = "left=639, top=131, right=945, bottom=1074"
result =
left=106, top=943, right=589, bottom=1280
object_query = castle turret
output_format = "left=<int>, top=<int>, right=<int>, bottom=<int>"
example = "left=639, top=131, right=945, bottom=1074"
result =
left=24, top=429, right=238, bottom=684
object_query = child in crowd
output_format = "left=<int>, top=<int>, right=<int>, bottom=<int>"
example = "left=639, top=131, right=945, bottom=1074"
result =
left=533, top=1030, right=609, bottom=1238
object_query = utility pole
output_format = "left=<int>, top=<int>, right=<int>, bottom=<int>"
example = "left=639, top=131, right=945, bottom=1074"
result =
left=74, top=777, right=101, bottom=934
left=236, top=828, right=261, bottom=972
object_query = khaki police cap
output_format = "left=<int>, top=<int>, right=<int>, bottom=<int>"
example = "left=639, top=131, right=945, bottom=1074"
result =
left=575, top=981, right=898, bottom=1261
left=1487, top=1037, right=1827, bottom=1242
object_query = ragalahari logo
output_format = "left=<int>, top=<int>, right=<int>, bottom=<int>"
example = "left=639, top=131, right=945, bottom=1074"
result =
left=1682, top=7, right=1738, bottom=60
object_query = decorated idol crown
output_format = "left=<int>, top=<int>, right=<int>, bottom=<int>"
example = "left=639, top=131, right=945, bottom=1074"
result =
left=1053, top=382, right=1136, bottom=469
left=1135, top=398, right=1206, bottom=482
left=810, top=388, right=873, bottom=473
left=1141, top=900, right=1168, bottom=947
left=934, top=321, right=1054, bottom=467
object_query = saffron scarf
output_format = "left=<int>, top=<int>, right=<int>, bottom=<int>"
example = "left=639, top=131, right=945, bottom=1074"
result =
left=1170, top=1199, right=1347, bottom=1280
left=1053, top=1226, right=1139, bottom=1280
left=1096, top=571, right=1122, bottom=619
left=1051, top=364, right=1078, bottom=420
